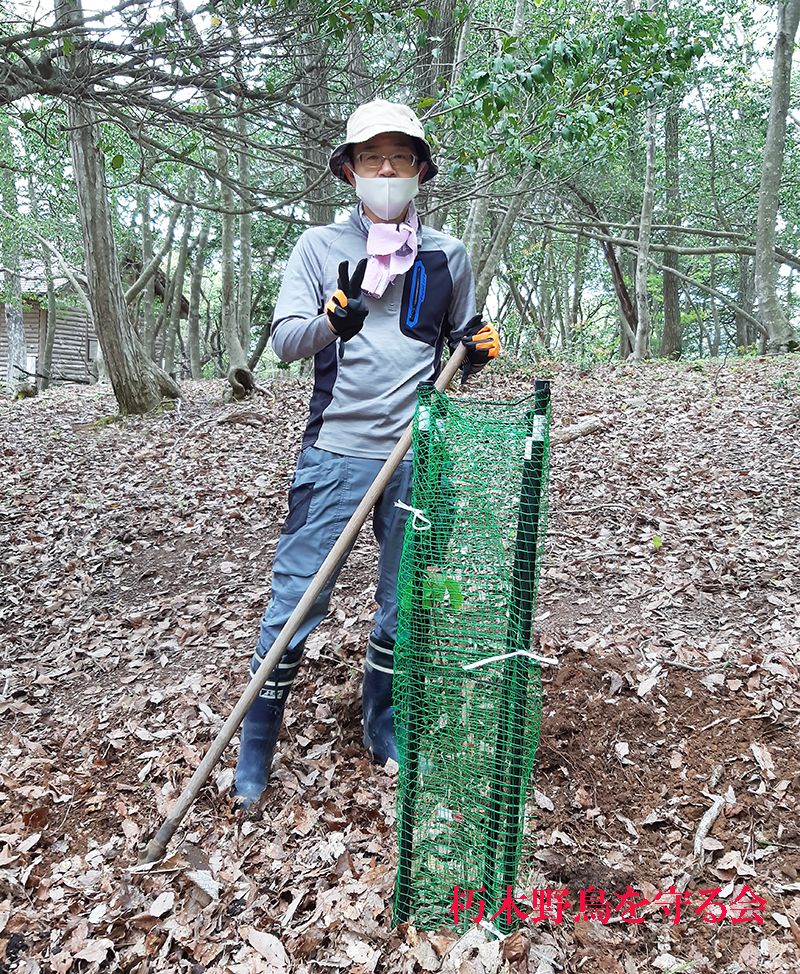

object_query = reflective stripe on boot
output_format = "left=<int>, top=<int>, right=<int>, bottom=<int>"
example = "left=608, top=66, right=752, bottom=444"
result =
left=362, top=635, right=398, bottom=765
left=233, top=653, right=301, bottom=805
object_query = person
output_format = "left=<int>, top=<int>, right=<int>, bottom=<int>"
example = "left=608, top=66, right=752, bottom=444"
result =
left=233, top=99, right=500, bottom=807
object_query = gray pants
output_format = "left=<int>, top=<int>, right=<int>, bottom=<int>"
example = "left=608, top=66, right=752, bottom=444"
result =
left=250, top=446, right=413, bottom=699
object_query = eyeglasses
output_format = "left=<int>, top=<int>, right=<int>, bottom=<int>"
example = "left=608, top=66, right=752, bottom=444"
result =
left=353, top=151, right=419, bottom=175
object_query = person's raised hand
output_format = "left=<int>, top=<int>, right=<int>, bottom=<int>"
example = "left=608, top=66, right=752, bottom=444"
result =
left=461, top=315, right=500, bottom=365
left=326, top=259, right=369, bottom=341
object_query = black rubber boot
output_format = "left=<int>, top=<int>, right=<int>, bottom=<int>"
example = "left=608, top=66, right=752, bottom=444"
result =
left=233, top=692, right=286, bottom=807
left=362, top=634, right=398, bottom=765
left=233, top=642, right=304, bottom=807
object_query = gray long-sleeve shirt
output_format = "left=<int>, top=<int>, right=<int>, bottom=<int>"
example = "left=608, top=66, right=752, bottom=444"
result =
left=271, top=206, right=476, bottom=460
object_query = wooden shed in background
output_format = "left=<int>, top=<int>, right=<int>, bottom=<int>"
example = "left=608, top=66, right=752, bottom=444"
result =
left=0, top=267, right=98, bottom=385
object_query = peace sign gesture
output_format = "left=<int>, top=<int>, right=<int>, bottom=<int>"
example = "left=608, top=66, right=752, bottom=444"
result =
left=325, top=259, right=369, bottom=341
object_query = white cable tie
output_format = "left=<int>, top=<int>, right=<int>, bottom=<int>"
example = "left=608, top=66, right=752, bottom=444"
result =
left=476, top=919, right=507, bottom=941
left=462, top=649, right=559, bottom=671
left=394, top=499, right=431, bottom=531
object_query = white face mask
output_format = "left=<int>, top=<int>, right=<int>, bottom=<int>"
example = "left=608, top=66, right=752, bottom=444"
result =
left=352, top=173, right=420, bottom=222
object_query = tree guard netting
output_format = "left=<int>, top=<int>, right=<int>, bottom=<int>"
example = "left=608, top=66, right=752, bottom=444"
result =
left=393, top=379, right=551, bottom=932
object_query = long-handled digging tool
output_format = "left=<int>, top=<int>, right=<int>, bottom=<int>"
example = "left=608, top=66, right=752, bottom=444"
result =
left=139, top=344, right=468, bottom=864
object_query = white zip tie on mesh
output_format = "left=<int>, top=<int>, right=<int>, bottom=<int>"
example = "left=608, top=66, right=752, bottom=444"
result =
left=394, top=499, right=431, bottom=531
left=462, top=649, right=559, bottom=671
left=525, top=415, right=547, bottom=459
left=477, top=919, right=507, bottom=940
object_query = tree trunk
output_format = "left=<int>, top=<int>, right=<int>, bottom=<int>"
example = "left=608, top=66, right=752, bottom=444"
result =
left=633, top=101, right=657, bottom=361
left=215, top=148, right=252, bottom=398
left=462, top=157, right=492, bottom=276
left=474, top=167, right=536, bottom=311
left=709, top=254, right=721, bottom=356
left=299, top=31, right=335, bottom=228
left=248, top=321, right=273, bottom=372
left=417, top=0, right=457, bottom=101
left=568, top=184, right=637, bottom=353
left=236, top=100, right=253, bottom=354
left=174, top=0, right=252, bottom=397
left=4, top=276, right=25, bottom=391
left=55, top=0, right=179, bottom=413
left=754, top=0, right=800, bottom=353
left=188, top=221, right=210, bottom=380
left=154, top=248, right=173, bottom=363
left=735, top=254, right=755, bottom=349
left=139, top=191, right=157, bottom=358
left=164, top=189, right=194, bottom=376
left=453, top=0, right=472, bottom=88
left=37, top=266, right=58, bottom=389
left=568, top=233, right=586, bottom=356
left=2, top=160, right=25, bottom=390
left=661, top=97, right=682, bottom=359
left=125, top=201, right=182, bottom=310
left=27, top=173, right=56, bottom=389
left=346, top=26, right=372, bottom=102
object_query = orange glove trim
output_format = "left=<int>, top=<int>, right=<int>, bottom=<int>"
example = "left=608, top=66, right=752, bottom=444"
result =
left=325, top=289, right=349, bottom=317
left=473, top=324, right=500, bottom=358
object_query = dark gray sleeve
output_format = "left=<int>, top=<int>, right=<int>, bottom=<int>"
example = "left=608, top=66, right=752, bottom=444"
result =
left=445, top=239, right=478, bottom=348
left=270, top=231, right=338, bottom=362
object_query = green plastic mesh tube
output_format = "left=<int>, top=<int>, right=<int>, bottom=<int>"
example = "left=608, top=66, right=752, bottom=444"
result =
left=394, top=381, right=551, bottom=931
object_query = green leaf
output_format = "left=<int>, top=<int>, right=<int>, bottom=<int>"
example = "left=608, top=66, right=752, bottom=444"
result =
left=62, top=37, right=74, bottom=56
left=444, top=577, right=464, bottom=611
left=423, top=573, right=446, bottom=608
left=652, top=535, right=662, bottom=549
left=110, top=154, right=124, bottom=170
left=423, top=573, right=464, bottom=611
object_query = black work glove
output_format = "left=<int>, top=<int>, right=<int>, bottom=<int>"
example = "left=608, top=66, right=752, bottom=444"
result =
left=325, top=259, right=369, bottom=341
left=461, top=314, right=500, bottom=365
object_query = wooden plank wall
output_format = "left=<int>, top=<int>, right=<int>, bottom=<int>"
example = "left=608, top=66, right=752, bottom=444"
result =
left=0, top=300, right=97, bottom=384
left=0, top=306, right=42, bottom=383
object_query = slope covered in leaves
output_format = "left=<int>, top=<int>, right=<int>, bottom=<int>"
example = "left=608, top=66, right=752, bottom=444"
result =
left=1, top=357, right=798, bottom=974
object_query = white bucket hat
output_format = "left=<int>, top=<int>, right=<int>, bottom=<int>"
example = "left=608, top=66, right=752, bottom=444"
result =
left=329, top=100, right=438, bottom=184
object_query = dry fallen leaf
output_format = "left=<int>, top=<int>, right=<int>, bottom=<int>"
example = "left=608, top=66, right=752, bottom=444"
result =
left=73, top=939, right=115, bottom=963
left=149, top=890, right=174, bottom=917
left=738, top=943, right=760, bottom=970
left=241, top=927, right=288, bottom=971
left=713, top=850, right=757, bottom=878
left=751, top=742, right=777, bottom=780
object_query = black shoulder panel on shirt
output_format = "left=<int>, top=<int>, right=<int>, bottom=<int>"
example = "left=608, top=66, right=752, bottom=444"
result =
left=399, top=251, right=453, bottom=347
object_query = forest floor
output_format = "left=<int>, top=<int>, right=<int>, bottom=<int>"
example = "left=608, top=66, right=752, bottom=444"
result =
left=1, top=355, right=799, bottom=974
